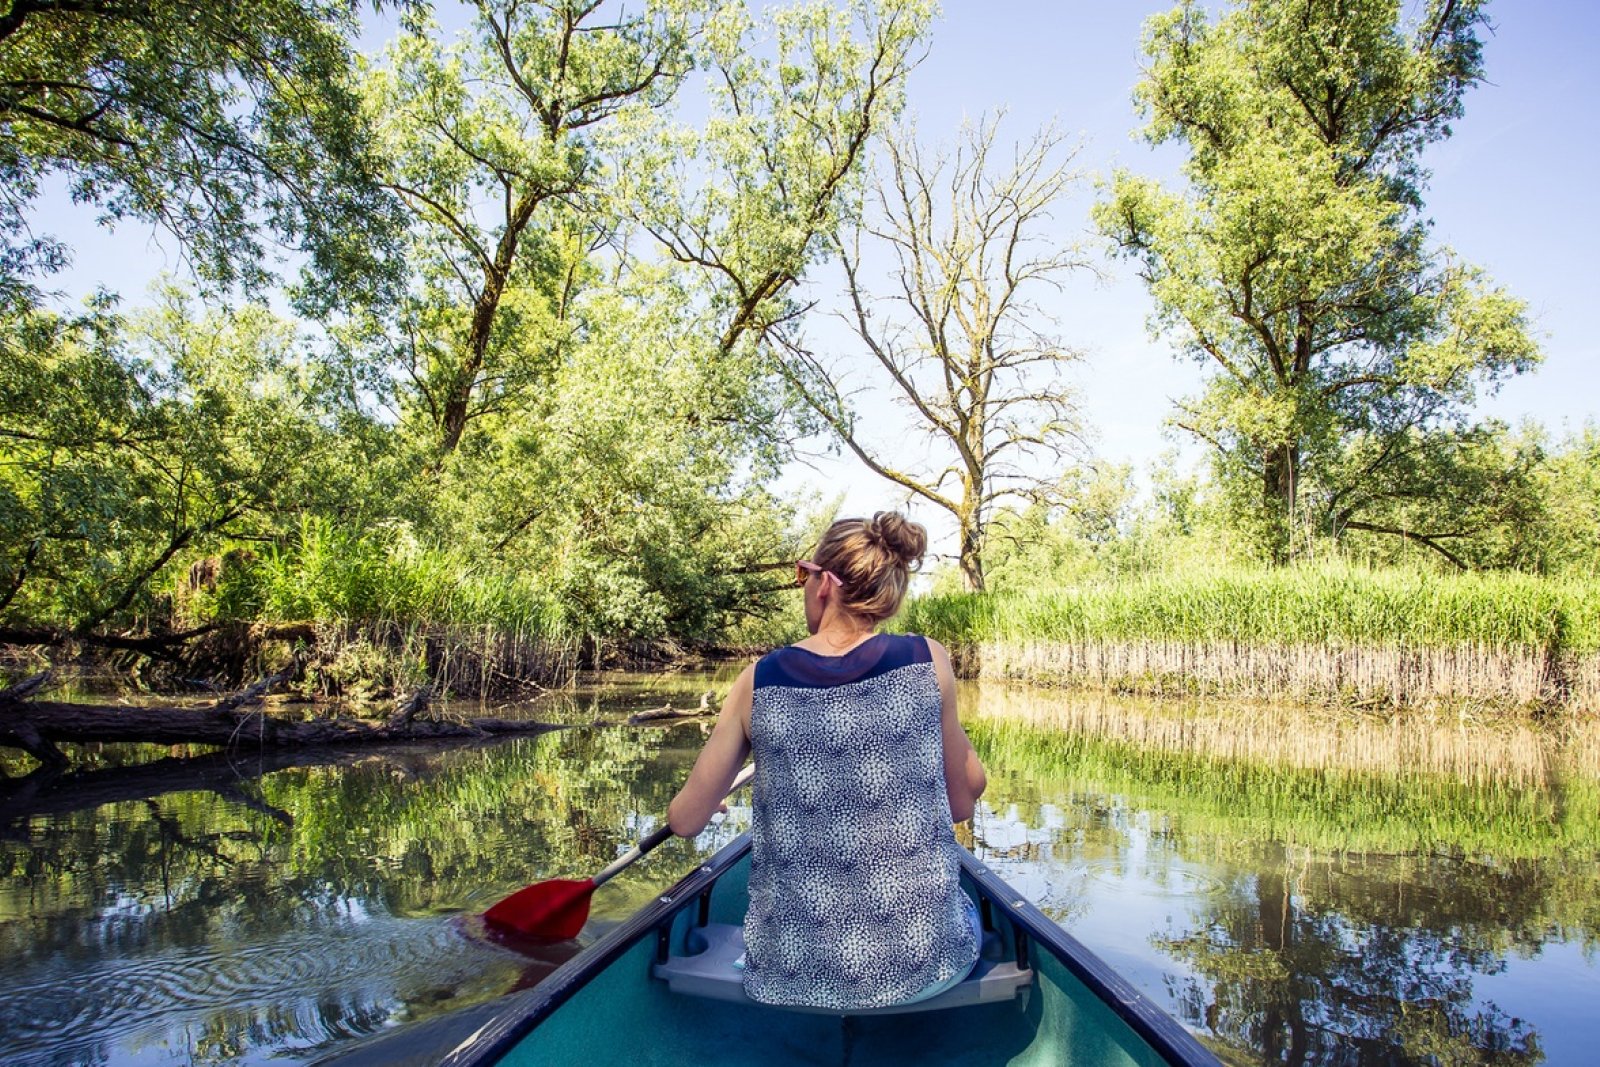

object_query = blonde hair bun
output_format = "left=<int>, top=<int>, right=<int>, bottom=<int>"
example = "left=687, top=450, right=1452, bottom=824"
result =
left=811, top=511, right=928, bottom=624
left=866, top=511, right=927, bottom=569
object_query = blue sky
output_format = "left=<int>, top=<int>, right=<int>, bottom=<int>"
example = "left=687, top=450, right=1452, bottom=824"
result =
left=29, top=1, right=1599, bottom=558
left=788, top=1, right=1600, bottom=553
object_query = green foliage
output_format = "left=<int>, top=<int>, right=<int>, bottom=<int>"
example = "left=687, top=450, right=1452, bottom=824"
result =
left=217, top=515, right=561, bottom=636
left=7, top=0, right=1591, bottom=676
left=2, top=1, right=934, bottom=653
left=1097, top=0, right=1541, bottom=564
left=0, top=0, right=403, bottom=298
left=629, top=0, right=933, bottom=354
left=356, top=0, right=707, bottom=453
left=0, top=286, right=367, bottom=632
left=974, top=463, right=1229, bottom=589
left=319, top=0, right=931, bottom=643
left=1523, top=423, right=1600, bottom=577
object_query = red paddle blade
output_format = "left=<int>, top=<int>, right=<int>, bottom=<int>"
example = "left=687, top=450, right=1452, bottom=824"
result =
left=484, top=877, right=597, bottom=939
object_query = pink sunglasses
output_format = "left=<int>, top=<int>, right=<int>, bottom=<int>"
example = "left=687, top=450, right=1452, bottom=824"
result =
left=795, top=559, right=843, bottom=588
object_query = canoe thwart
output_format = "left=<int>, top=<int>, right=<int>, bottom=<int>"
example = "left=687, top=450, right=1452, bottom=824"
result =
left=650, top=922, right=1033, bottom=1016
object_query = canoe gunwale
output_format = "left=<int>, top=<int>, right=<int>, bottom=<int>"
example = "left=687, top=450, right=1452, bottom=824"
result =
left=441, top=832, right=1221, bottom=1067
left=957, top=853, right=1220, bottom=1067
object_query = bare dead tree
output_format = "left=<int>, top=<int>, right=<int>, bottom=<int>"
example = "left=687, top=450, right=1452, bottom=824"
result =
left=776, top=115, right=1095, bottom=590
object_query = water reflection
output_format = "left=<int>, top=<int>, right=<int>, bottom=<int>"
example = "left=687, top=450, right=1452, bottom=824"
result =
left=1157, top=845, right=1543, bottom=1066
left=0, top=677, right=746, bottom=1066
left=0, top=675, right=1596, bottom=1064
left=964, top=683, right=1600, bottom=1066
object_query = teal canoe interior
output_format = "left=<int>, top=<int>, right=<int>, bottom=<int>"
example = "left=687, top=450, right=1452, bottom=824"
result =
left=496, top=848, right=1174, bottom=1067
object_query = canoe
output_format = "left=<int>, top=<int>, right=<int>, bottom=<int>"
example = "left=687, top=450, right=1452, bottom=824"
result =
left=421, top=832, right=1220, bottom=1067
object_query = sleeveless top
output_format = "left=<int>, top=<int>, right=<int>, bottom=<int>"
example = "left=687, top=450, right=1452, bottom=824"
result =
left=742, top=633, right=979, bottom=1010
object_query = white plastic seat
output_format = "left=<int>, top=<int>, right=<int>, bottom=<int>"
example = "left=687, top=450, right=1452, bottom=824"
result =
left=650, top=923, right=1033, bottom=1016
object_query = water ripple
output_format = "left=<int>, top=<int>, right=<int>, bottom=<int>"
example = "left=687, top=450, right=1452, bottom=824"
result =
left=0, top=914, right=520, bottom=1065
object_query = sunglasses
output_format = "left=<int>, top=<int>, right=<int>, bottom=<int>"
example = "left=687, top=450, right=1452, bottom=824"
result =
left=795, top=559, right=844, bottom=588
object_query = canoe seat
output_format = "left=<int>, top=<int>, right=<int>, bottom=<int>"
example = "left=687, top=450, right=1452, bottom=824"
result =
left=651, top=923, right=1032, bottom=1016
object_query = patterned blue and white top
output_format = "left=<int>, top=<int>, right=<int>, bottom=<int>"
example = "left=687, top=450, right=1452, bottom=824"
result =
left=742, top=632, right=979, bottom=1011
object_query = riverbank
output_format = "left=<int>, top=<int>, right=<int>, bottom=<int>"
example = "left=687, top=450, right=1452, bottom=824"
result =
left=899, top=567, right=1600, bottom=714
left=12, top=564, right=1594, bottom=716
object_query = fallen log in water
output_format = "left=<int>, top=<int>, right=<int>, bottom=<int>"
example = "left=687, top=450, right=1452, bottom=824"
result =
left=0, top=670, right=563, bottom=769
left=626, top=689, right=717, bottom=725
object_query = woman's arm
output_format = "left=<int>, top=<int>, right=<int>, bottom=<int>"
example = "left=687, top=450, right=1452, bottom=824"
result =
left=667, top=664, right=755, bottom=837
left=929, top=638, right=986, bottom=823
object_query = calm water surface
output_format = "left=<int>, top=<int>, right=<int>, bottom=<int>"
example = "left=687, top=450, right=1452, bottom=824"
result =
left=1, top=674, right=1596, bottom=1065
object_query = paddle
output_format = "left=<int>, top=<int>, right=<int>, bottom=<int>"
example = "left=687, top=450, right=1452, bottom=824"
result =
left=484, top=763, right=755, bottom=938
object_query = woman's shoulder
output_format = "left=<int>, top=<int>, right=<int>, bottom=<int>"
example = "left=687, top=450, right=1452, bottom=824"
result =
left=758, top=634, right=933, bottom=687
left=889, top=632, right=935, bottom=662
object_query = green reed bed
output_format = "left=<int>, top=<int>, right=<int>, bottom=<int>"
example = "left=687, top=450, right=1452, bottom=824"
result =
left=200, top=517, right=579, bottom=698
left=238, top=516, right=566, bottom=638
left=906, top=567, right=1589, bottom=648
left=900, top=566, right=1600, bottom=711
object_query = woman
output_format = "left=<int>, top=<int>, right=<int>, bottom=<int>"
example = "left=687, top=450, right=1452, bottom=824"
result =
left=667, top=512, right=987, bottom=1011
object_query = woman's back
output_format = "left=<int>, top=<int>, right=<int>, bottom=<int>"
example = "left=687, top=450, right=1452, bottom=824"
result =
left=743, top=633, right=978, bottom=1011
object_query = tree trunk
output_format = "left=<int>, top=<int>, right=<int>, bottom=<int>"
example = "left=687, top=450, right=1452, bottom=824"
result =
left=438, top=287, right=502, bottom=453
left=958, top=516, right=985, bottom=593
left=437, top=190, right=537, bottom=453
left=1263, top=442, right=1300, bottom=563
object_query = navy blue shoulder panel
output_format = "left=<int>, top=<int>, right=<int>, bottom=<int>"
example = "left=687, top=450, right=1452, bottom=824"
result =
left=753, top=633, right=931, bottom=690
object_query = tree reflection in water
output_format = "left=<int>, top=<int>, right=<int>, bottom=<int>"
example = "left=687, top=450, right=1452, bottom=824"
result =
left=1158, top=846, right=1543, bottom=1066
left=2, top=675, right=1597, bottom=1065
left=0, top=678, right=744, bottom=1066
left=965, top=685, right=1600, bottom=1067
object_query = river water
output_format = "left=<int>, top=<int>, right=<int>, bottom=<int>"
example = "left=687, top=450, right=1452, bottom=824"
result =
left=1, top=673, right=1596, bottom=1065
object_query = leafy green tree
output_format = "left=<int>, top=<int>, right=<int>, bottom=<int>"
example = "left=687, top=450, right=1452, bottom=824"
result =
left=981, top=464, right=1142, bottom=589
left=361, top=0, right=929, bottom=457
left=629, top=0, right=933, bottom=368
left=1529, top=424, right=1600, bottom=577
left=0, top=0, right=404, bottom=298
left=449, top=274, right=815, bottom=641
left=0, top=286, right=367, bottom=635
left=358, top=0, right=707, bottom=454
left=1324, top=421, right=1547, bottom=570
left=1097, top=0, right=1539, bottom=564
left=344, top=0, right=930, bottom=638
left=2, top=0, right=932, bottom=648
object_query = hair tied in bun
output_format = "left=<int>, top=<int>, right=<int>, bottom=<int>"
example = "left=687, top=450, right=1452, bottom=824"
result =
left=870, top=511, right=928, bottom=570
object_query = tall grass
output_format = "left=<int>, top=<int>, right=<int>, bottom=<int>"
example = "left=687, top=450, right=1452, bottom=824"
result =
left=186, top=517, right=579, bottom=698
left=233, top=516, right=566, bottom=638
left=897, top=564, right=1600, bottom=711
left=905, top=565, right=1592, bottom=648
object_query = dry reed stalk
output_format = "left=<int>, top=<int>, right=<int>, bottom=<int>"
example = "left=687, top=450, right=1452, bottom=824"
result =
left=303, top=623, right=580, bottom=704
left=965, top=682, right=1563, bottom=785
left=974, top=639, right=1560, bottom=710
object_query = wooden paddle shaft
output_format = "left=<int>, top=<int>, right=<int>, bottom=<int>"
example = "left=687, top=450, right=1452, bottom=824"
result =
left=593, top=763, right=755, bottom=888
